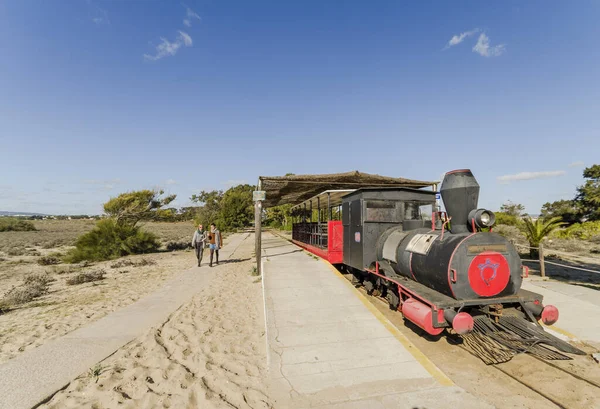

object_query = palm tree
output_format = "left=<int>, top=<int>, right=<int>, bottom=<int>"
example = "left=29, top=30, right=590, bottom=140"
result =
left=519, top=216, right=565, bottom=258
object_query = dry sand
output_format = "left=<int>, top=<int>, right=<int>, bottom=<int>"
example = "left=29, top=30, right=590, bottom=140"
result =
left=0, top=221, right=195, bottom=364
left=39, top=234, right=273, bottom=409
left=0, top=251, right=194, bottom=364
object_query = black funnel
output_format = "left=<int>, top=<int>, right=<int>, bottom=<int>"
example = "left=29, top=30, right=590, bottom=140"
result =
left=440, top=169, right=479, bottom=234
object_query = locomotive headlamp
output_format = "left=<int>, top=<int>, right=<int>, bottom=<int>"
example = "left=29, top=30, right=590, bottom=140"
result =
left=468, top=208, right=496, bottom=229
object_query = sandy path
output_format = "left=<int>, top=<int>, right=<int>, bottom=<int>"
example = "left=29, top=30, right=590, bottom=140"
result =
left=39, top=234, right=273, bottom=409
left=0, top=251, right=194, bottom=364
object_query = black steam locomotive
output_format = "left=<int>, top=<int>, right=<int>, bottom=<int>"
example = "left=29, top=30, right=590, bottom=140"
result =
left=290, top=169, right=561, bottom=337
left=291, top=169, right=584, bottom=362
left=338, top=168, right=561, bottom=337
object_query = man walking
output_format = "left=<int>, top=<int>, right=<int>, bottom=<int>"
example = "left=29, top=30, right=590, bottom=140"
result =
left=208, top=223, right=222, bottom=267
left=191, top=223, right=206, bottom=267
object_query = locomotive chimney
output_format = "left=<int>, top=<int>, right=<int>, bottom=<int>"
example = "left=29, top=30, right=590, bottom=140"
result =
left=440, top=169, right=479, bottom=234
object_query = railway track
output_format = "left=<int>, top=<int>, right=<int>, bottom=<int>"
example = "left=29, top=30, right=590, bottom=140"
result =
left=487, top=355, right=600, bottom=409
left=344, top=274, right=600, bottom=409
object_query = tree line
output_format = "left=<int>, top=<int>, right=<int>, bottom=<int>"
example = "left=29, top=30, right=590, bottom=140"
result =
left=540, top=164, right=600, bottom=224
left=490, top=164, right=599, bottom=256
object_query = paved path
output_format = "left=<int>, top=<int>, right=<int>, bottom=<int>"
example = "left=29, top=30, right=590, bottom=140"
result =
left=262, top=232, right=491, bottom=409
left=0, top=233, right=248, bottom=409
left=522, top=278, right=600, bottom=346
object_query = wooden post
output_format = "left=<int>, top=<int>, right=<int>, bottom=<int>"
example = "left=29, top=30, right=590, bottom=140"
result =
left=255, top=181, right=262, bottom=276
left=317, top=197, right=321, bottom=247
left=539, top=242, right=545, bottom=278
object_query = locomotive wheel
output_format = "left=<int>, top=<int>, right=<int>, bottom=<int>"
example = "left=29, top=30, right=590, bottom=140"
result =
left=386, top=290, right=400, bottom=311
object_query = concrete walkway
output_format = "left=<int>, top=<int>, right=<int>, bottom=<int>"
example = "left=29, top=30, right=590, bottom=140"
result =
left=522, top=278, right=600, bottom=346
left=262, top=233, right=491, bottom=409
left=0, top=233, right=248, bottom=409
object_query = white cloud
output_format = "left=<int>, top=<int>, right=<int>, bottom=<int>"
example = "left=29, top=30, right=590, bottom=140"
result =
left=179, top=31, right=192, bottom=46
left=144, top=31, right=193, bottom=61
left=472, top=33, right=505, bottom=57
left=568, top=161, right=584, bottom=168
left=183, top=6, right=201, bottom=27
left=445, top=29, right=479, bottom=49
left=165, top=179, right=178, bottom=185
left=497, top=170, right=566, bottom=184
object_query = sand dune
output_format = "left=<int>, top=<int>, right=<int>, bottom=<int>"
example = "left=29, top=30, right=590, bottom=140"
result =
left=40, top=234, right=273, bottom=409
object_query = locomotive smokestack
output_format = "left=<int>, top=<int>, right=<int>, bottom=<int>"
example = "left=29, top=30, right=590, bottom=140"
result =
left=440, top=169, right=479, bottom=234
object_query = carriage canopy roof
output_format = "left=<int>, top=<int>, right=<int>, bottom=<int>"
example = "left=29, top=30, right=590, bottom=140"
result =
left=258, top=171, right=437, bottom=207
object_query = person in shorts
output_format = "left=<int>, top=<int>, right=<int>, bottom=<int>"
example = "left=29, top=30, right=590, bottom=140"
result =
left=208, top=223, right=222, bottom=267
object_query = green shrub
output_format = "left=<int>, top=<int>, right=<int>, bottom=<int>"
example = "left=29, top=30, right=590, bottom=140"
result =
left=65, top=219, right=160, bottom=263
left=493, top=212, right=520, bottom=227
left=553, top=221, right=600, bottom=240
left=0, top=217, right=37, bottom=232
left=166, top=241, right=191, bottom=251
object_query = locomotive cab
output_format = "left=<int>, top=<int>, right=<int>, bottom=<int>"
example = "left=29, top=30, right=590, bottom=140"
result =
left=341, top=187, right=436, bottom=271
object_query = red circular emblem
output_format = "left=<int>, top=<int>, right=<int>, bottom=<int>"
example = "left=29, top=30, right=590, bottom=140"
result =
left=467, top=251, right=510, bottom=297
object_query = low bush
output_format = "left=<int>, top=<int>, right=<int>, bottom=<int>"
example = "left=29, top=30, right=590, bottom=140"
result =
left=109, top=258, right=156, bottom=269
left=166, top=241, right=191, bottom=251
left=66, top=270, right=106, bottom=285
left=53, top=265, right=77, bottom=275
left=135, top=258, right=156, bottom=266
left=0, top=217, right=37, bottom=232
left=38, top=255, right=61, bottom=266
left=110, top=260, right=135, bottom=268
left=65, top=219, right=160, bottom=263
left=553, top=221, right=600, bottom=240
left=0, top=273, right=53, bottom=312
left=23, top=272, right=55, bottom=286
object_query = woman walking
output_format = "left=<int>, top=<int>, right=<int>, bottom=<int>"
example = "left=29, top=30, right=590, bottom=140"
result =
left=208, top=223, right=222, bottom=267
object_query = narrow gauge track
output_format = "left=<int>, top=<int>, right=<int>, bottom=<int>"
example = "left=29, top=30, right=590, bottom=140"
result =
left=341, top=273, right=600, bottom=409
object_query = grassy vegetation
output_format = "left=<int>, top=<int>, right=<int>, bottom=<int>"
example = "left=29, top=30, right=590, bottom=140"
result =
left=0, top=219, right=95, bottom=256
left=0, top=217, right=36, bottom=232
left=0, top=220, right=193, bottom=258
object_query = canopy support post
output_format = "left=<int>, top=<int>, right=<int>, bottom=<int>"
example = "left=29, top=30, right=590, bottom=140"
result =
left=317, top=196, right=321, bottom=247
left=255, top=179, right=262, bottom=276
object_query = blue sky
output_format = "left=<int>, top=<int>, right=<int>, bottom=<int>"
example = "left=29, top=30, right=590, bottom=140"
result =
left=0, top=0, right=598, bottom=215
